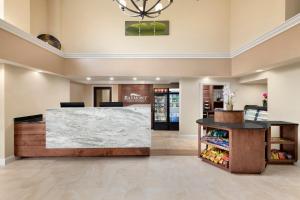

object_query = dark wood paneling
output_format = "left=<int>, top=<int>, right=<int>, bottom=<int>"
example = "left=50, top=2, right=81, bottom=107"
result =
left=15, top=123, right=150, bottom=157
left=230, top=129, right=266, bottom=174
left=15, top=123, right=45, bottom=135
left=15, top=147, right=150, bottom=157
left=214, top=111, right=244, bottom=123
left=119, top=84, right=153, bottom=106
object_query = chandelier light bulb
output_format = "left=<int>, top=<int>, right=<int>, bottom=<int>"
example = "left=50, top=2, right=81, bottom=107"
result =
left=155, top=3, right=163, bottom=12
left=119, top=0, right=127, bottom=10
left=114, top=0, right=173, bottom=19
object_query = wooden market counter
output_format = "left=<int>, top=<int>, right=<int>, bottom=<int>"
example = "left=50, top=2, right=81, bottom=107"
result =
left=197, top=110, right=298, bottom=174
left=197, top=118, right=268, bottom=174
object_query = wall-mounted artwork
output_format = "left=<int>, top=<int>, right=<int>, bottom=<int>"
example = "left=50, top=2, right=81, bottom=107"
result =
left=125, top=21, right=169, bottom=36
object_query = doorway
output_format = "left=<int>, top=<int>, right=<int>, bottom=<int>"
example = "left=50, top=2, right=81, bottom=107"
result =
left=203, top=85, right=224, bottom=118
left=93, top=87, right=112, bottom=107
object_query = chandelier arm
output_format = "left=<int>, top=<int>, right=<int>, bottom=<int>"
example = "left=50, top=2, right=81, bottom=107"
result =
left=147, top=1, right=173, bottom=15
left=143, top=0, right=147, bottom=12
left=130, top=0, right=142, bottom=12
left=114, top=0, right=141, bottom=14
left=146, top=0, right=162, bottom=12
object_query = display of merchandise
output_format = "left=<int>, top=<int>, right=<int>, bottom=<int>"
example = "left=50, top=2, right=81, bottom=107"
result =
left=154, top=96, right=168, bottom=122
left=207, top=130, right=229, bottom=138
left=201, top=136, right=229, bottom=148
left=154, top=88, right=180, bottom=130
left=201, top=147, right=229, bottom=168
left=271, top=149, right=293, bottom=160
left=169, top=93, right=179, bottom=123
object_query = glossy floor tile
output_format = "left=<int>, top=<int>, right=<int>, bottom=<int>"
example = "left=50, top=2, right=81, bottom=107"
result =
left=1, top=157, right=300, bottom=200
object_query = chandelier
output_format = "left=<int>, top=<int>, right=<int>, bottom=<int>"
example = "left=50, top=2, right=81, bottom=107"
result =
left=114, top=0, right=174, bottom=19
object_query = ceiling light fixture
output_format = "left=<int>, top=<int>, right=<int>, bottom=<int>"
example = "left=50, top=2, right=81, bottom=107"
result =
left=133, top=77, right=138, bottom=81
left=86, top=77, right=92, bottom=81
left=256, top=69, right=264, bottom=73
left=109, top=77, right=115, bottom=81
left=156, top=77, right=161, bottom=81
left=114, top=0, right=174, bottom=19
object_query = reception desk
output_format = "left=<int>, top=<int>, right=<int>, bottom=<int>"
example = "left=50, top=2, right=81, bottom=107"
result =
left=15, top=106, right=151, bottom=157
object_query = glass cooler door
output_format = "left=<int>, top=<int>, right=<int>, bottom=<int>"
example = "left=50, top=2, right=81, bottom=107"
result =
left=154, top=94, right=168, bottom=122
left=169, top=93, right=179, bottom=123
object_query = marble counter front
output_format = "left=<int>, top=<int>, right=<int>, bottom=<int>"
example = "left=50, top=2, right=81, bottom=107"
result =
left=46, top=107, right=151, bottom=149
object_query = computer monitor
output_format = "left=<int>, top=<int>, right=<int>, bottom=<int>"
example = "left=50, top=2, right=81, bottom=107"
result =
left=60, top=102, right=85, bottom=108
left=99, top=102, right=124, bottom=107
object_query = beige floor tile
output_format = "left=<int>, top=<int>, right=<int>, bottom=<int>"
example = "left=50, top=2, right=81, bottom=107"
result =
left=1, top=157, right=300, bottom=200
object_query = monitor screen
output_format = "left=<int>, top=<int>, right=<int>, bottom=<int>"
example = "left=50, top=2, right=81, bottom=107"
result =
left=60, top=102, right=85, bottom=108
left=99, top=102, right=124, bottom=107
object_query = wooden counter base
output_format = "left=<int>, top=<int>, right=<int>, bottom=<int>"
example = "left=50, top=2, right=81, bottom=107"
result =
left=15, top=122, right=150, bottom=157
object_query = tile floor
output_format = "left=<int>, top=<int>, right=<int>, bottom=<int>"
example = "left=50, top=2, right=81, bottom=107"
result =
left=1, top=131, right=299, bottom=200
left=0, top=157, right=300, bottom=200
left=151, top=131, right=198, bottom=155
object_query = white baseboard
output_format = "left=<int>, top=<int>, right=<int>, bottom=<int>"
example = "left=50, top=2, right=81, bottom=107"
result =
left=0, top=156, right=15, bottom=167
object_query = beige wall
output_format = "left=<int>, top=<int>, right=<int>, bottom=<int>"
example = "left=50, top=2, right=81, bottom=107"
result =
left=47, top=0, right=62, bottom=40
left=3, top=65, right=70, bottom=157
left=0, top=0, right=4, bottom=19
left=64, top=58, right=231, bottom=78
left=30, top=0, right=48, bottom=36
left=180, top=78, right=202, bottom=135
left=179, top=77, right=268, bottom=135
left=30, top=0, right=62, bottom=40
left=285, top=0, right=300, bottom=20
left=70, top=81, right=92, bottom=107
left=240, top=63, right=300, bottom=156
left=232, top=24, right=300, bottom=76
left=0, top=64, right=4, bottom=159
left=4, top=0, right=30, bottom=33
left=60, top=0, right=230, bottom=53
left=230, top=0, right=286, bottom=52
left=70, top=83, right=119, bottom=107
left=232, top=82, right=267, bottom=110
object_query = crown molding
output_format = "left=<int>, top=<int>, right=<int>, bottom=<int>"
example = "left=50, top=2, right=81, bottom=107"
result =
left=0, top=19, right=64, bottom=57
left=63, top=52, right=231, bottom=59
left=231, top=13, right=300, bottom=58
left=1, top=13, right=300, bottom=59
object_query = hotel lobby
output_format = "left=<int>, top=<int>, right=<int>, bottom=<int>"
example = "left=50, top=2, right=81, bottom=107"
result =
left=1, top=0, right=300, bottom=199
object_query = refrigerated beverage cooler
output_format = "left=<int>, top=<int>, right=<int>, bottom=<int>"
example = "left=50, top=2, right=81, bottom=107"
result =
left=153, top=88, right=179, bottom=130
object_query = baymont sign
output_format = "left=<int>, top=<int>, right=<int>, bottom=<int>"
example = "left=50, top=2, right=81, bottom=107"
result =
left=124, top=93, right=149, bottom=103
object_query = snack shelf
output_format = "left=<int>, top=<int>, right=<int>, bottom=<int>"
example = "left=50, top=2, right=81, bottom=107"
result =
left=268, top=159, right=295, bottom=164
left=201, top=156, right=229, bottom=172
left=271, top=137, right=295, bottom=145
left=200, top=140, right=229, bottom=151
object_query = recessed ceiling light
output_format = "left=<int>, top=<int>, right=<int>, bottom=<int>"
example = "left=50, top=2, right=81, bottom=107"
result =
left=86, top=77, right=92, bottom=81
left=133, top=77, right=138, bottom=81
left=156, top=77, right=161, bottom=81
left=34, top=70, right=43, bottom=74
left=256, top=69, right=264, bottom=73
left=109, top=77, right=114, bottom=81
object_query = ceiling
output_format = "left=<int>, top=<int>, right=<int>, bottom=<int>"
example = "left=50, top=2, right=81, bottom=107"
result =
left=70, top=76, right=180, bottom=85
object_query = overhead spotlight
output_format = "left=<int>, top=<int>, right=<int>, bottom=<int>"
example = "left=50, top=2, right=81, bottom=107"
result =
left=256, top=69, right=264, bottom=73
left=86, top=77, right=92, bottom=81
left=156, top=77, right=161, bottom=81
left=133, top=77, right=138, bottom=81
left=109, top=77, right=114, bottom=81
left=34, top=71, right=41, bottom=74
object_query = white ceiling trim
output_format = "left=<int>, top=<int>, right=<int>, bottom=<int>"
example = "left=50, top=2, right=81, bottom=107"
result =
left=0, top=19, right=64, bottom=57
left=63, top=52, right=231, bottom=59
left=231, top=13, right=300, bottom=58
left=1, top=13, right=300, bottom=59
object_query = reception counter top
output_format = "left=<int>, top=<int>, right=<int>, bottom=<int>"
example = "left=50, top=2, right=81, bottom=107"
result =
left=14, top=106, right=151, bottom=157
left=46, top=107, right=151, bottom=148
